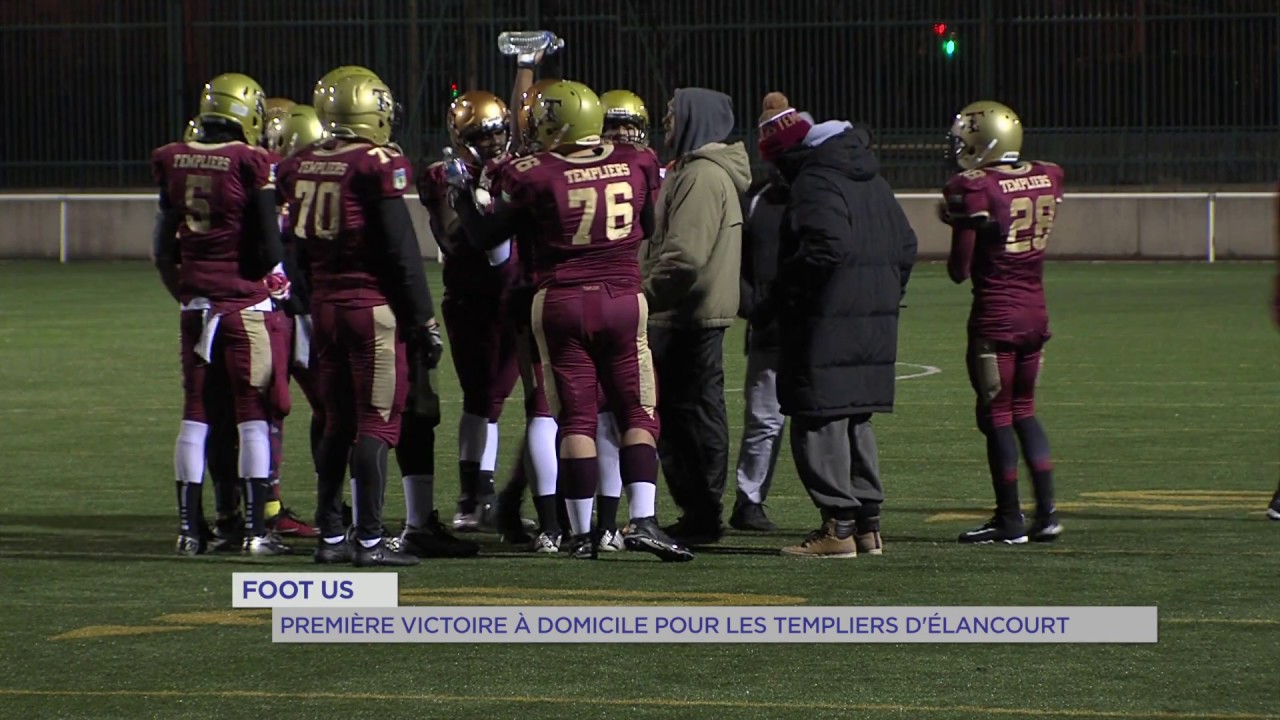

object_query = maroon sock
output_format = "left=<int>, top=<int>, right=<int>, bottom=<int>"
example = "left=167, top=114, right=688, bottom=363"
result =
left=619, top=444, right=659, bottom=486
left=559, top=457, right=599, bottom=500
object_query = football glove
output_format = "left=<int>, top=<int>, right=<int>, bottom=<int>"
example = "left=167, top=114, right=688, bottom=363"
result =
left=935, top=200, right=954, bottom=227
left=264, top=269, right=291, bottom=301
left=411, top=321, right=445, bottom=371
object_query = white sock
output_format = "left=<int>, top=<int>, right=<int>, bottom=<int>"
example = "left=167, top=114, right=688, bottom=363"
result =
left=481, top=422, right=500, bottom=474
left=458, top=413, right=488, bottom=464
left=359, top=536, right=380, bottom=548
left=625, top=482, right=656, bottom=521
left=237, top=420, right=271, bottom=478
left=324, top=535, right=345, bottom=545
left=528, top=416, right=559, bottom=497
left=175, top=420, right=208, bottom=484
left=567, top=497, right=595, bottom=537
left=403, top=474, right=434, bottom=529
left=596, top=413, right=622, bottom=499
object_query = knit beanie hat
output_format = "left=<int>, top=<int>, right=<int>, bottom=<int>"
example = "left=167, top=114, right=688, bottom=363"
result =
left=757, top=92, right=813, bottom=163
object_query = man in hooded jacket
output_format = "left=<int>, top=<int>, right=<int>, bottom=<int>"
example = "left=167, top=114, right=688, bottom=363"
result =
left=755, top=93, right=917, bottom=558
left=639, top=87, right=753, bottom=543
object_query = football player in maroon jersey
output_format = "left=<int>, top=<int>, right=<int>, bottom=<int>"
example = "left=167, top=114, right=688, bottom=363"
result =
left=279, top=69, right=439, bottom=566
left=152, top=72, right=293, bottom=557
left=940, top=101, right=1064, bottom=545
left=454, top=80, right=692, bottom=561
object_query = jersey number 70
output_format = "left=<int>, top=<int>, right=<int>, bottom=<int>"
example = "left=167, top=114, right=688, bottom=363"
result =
left=294, top=180, right=342, bottom=240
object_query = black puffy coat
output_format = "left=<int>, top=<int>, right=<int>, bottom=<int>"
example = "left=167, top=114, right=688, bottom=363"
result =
left=771, top=125, right=917, bottom=418
left=737, top=172, right=789, bottom=351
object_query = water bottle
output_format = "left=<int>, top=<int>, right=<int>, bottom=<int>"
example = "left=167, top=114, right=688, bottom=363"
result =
left=497, top=30, right=564, bottom=57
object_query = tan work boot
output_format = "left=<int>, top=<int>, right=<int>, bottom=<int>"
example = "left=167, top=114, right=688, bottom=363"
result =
left=855, top=516, right=883, bottom=555
left=780, top=519, right=856, bottom=558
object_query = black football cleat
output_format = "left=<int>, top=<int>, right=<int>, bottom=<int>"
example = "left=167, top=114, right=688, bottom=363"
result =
left=568, top=533, right=597, bottom=560
left=209, top=514, right=244, bottom=554
left=1028, top=514, right=1064, bottom=542
left=1268, top=489, right=1280, bottom=521
left=175, top=533, right=206, bottom=556
left=625, top=517, right=695, bottom=562
left=353, top=539, right=420, bottom=567
left=243, top=533, right=294, bottom=556
left=314, top=539, right=354, bottom=565
left=398, top=512, right=481, bottom=558
left=958, top=515, right=1028, bottom=545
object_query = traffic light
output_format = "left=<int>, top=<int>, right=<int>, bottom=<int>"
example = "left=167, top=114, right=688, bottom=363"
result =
left=933, top=23, right=957, bottom=58
left=450, top=82, right=460, bottom=99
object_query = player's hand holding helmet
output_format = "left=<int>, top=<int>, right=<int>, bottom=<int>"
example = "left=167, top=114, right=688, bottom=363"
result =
left=198, top=73, right=267, bottom=146
left=531, top=80, right=604, bottom=152
left=948, top=100, right=1023, bottom=171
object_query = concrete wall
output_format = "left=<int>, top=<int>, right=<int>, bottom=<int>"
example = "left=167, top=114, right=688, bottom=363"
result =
left=1, top=191, right=1273, bottom=261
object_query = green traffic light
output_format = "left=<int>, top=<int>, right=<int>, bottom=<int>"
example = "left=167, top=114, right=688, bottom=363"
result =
left=943, top=38, right=956, bottom=56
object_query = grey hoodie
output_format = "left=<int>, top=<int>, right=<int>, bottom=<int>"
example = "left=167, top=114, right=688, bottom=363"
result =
left=670, top=88, right=735, bottom=156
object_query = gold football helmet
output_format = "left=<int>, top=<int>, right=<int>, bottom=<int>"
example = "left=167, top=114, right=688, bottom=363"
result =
left=278, top=105, right=326, bottom=157
left=183, top=117, right=202, bottom=143
left=198, top=73, right=267, bottom=146
left=320, top=73, right=397, bottom=146
left=263, top=97, right=296, bottom=152
left=600, top=89, right=649, bottom=145
left=313, top=66, right=381, bottom=122
left=447, top=91, right=510, bottom=165
left=517, top=78, right=560, bottom=150
left=531, top=80, right=603, bottom=151
left=949, top=100, right=1023, bottom=170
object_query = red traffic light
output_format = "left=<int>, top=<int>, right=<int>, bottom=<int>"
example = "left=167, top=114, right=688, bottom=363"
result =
left=933, top=23, right=947, bottom=36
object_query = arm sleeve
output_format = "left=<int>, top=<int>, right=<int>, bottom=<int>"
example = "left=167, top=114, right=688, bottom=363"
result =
left=641, top=169, right=723, bottom=312
left=152, top=195, right=183, bottom=302
left=774, top=179, right=850, bottom=292
left=248, top=188, right=283, bottom=271
left=948, top=226, right=976, bottom=284
left=377, top=197, right=435, bottom=326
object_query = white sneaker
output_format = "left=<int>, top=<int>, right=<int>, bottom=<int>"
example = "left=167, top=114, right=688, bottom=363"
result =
left=597, top=528, right=625, bottom=552
left=531, top=532, right=561, bottom=554
left=452, top=512, right=480, bottom=532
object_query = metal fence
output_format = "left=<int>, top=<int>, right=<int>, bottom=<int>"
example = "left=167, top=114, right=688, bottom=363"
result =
left=3, top=0, right=1278, bottom=190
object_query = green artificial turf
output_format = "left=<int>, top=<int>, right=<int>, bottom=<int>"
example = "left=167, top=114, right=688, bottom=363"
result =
left=0, top=261, right=1276, bottom=720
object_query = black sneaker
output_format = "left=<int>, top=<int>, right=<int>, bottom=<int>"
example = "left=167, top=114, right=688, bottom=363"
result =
left=663, top=515, right=724, bottom=545
left=399, top=511, right=481, bottom=558
left=209, top=514, right=244, bottom=554
left=729, top=503, right=778, bottom=532
left=493, top=496, right=534, bottom=545
left=1028, top=514, right=1064, bottom=542
left=314, top=538, right=354, bottom=564
left=626, top=517, right=695, bottom=562
left=568, top=533, right=597, bottom=560
left=354, top=538, right=420, bottom=567
left=1268, top=489, right=1280, bottom=521
left=958, top=515, right=1028, bottom=545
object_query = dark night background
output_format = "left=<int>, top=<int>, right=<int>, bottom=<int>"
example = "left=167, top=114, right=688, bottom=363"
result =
left=2, top=0, right=1277, bottom=189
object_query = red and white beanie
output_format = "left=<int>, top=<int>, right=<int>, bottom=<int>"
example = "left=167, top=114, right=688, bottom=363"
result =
left=757, top=92, right=813, bottom=163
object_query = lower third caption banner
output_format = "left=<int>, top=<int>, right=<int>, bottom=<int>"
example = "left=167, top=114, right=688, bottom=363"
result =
left=271, top=606, right=1157, bottom=644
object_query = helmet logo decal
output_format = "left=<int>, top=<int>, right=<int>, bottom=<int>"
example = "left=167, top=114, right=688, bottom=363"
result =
left=541, top=98, right=563, bottom=123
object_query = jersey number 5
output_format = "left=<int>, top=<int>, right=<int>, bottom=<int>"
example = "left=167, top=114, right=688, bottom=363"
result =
left=1006, top=194, right=1057, bottom=253
left=184, top=175, right=213, bottom=233
left=569, top=181, right=634, bottom=245
left=294, top=180, right=342, bottom=239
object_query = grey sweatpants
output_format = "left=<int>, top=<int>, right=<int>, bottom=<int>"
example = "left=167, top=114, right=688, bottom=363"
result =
left=789, top=413, right=883, bottom=516
left=734, top=346, right=785, bottom=506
